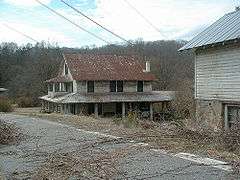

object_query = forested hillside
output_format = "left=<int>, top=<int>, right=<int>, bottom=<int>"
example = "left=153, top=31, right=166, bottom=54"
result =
left=0, top=40, right=194, bottom=112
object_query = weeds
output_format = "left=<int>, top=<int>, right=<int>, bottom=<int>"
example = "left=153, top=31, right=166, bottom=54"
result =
left=0, top=97, right=13, bottom=112
left=16, top=97, right=36, bottom=108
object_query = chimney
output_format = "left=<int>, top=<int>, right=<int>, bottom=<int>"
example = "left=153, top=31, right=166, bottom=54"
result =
left=145, top=61, right=150, bottom=72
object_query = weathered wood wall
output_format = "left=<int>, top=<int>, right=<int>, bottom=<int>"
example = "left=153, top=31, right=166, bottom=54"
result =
left=196, top=46, right=240, bottom=101
left=76, top=81, right=152, bottom=93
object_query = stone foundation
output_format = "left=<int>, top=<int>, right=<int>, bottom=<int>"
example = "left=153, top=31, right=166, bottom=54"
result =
left=195, top=99, right=223, bottom=132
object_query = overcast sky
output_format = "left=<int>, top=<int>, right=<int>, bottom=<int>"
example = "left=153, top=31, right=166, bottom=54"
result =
left=0, top=0, right=238, bottom=47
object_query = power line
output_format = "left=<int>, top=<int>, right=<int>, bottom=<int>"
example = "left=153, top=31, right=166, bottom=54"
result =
left=0, top=22, right=38, bottom=43
left=34, top=0, right=110, bottom=44
left=60, top=0, right=132, bottom=45
left=123, top=0, right=167, bottom=39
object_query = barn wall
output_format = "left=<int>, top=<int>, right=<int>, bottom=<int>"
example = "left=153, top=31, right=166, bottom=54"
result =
left=195, top=46, right=240, bottom=101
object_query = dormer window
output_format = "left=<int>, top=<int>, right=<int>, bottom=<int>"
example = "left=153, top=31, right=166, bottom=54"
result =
left=64, top=63, right=68, bottom=75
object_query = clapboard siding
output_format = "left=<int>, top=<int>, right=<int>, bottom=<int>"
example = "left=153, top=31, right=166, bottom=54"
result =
left=196, top=47, right=240, bottom=101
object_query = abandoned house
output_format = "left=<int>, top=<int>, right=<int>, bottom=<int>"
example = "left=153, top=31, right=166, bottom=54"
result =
left=40, top=54, right=174, bottom=119
left=179, top=7, right=240, bottom=131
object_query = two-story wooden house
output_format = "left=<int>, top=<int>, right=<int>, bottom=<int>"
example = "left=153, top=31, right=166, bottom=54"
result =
left=40, top=54, right=174, bottom=119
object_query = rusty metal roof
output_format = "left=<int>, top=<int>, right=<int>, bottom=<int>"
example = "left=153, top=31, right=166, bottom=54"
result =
left=179, top=9, right=240, bottom=51
left=40, top=91, right=175, bottom=103
left=63, top=54, right=156, bottom=81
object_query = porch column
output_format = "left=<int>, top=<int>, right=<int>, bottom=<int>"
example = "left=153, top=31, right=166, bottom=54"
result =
left=122, top=102, right=126, bottom=119
left=60, top=104, right=64, bottom=114
left=94, top=103, right=98, bottom=118
left=41, top=101, right=43, bottom=111
left=47, top=102, right=50, bottom=111
left=53, top=83, right=55, bottom=92
left=150, top=102, right=153, bottom=120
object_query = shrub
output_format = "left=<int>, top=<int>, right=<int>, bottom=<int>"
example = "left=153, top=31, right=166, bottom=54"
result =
left=17, top=97, right=35, bottom=107
left=123, top=111, right=138, bottom=128
left=171, top=79, right=195, bottom=120
left=0, top=97, right=13, bottom=112
left=0, top=120, right=21, bottom=144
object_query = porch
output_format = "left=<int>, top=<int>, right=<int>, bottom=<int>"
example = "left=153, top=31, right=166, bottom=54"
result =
left=41, top=101, right=170, bottom=120
left=40, top=91, right=174, bottom=120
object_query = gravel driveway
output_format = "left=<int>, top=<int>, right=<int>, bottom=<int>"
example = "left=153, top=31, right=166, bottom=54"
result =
left=0, top=114, right=237, bottom=179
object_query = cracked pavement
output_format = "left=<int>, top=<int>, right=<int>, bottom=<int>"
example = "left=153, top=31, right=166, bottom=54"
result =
left=0, top=114, right=238, bottom=179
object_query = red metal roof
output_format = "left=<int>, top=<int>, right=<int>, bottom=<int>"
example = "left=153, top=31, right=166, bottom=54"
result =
left=63, top=53, right=156, bottom=81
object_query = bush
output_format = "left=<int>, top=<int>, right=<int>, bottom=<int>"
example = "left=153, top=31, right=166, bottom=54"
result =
left=0, top=97, right=13, bottom=112
left=123, top=111, right=138, bottom=128
left=0, top=120, right=21, bottom=144
left=171, top=79, right=195, bottom=120
left=17, top=97, right=35, bottom=107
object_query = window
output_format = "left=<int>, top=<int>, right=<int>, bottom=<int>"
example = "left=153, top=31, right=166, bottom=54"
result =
left=64, top=63, right=68, bottom=75
left=65, top=82, right=73, bottom=92
left=137, top=81, right=143, bottom=92
left=87, top=81, right=94, bottom=93
left=226, top=105, right=240, bottom=129
left=117, top=81, right=123, bottom=92
left=55, top=83, right=60, bottom=92
left=60, top=83, right=66, bottom=92
left=110, top=81, right=123, bottom=92
left=48, top=83, right=53, bottom=92
left=110, top=81, right=116, bottom=92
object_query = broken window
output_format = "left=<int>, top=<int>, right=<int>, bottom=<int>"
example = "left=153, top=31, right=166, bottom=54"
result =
left=137, top=81, right=143, bottom=92
left=87, top=81, right=94, bottom=93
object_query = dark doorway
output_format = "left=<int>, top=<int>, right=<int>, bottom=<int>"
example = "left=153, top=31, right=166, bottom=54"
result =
left=70, top=104, right=76, bottom=114
left=116, top=103, right=122, bottom=117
